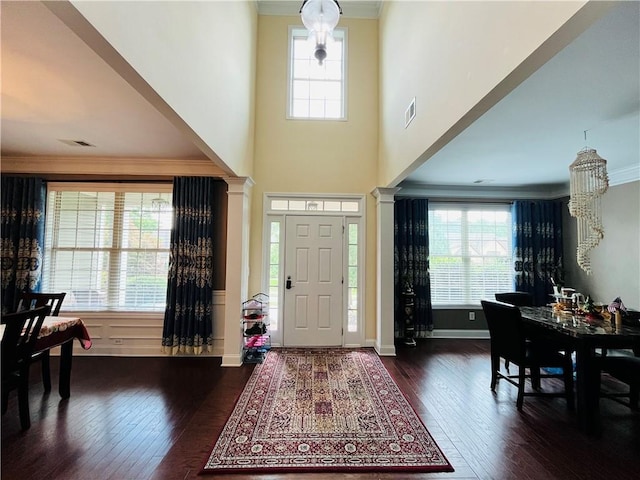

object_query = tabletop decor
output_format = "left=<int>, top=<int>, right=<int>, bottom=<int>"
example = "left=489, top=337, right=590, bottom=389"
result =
left=201, top=348, right=453, bottom=475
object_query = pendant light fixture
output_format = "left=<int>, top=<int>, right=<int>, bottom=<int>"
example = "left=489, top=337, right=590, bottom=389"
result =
left=568, top=131, right=609, bottom=274
left=300, top=0, right=342, bottom=65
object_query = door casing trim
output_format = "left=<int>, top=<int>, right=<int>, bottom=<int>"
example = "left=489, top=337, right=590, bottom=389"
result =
left=262, top=193, right=366, bottom=348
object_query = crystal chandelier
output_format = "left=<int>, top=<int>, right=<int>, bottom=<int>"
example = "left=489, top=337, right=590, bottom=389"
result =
left=300, top=0, right=342, bottom=65
left=568, top=144, right=609, bottom=274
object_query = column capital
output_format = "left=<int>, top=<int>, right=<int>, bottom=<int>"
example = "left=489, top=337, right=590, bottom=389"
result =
left=224, top=176, right=255, bottom=194
left=371, top=187, right=401, bottom=203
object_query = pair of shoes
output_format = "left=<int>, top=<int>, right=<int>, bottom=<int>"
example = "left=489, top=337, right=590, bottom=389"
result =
left=244, top=299, right=262, bottom=310
left=245, top=323, right=266, bottom=335
left=244, top=311, right=264, bottom=320
left=245, top=334, right=260, bottom=347
left=244, top=350, right=264, bottom=363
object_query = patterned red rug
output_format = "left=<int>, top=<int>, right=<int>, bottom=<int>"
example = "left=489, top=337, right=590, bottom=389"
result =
left=201, top=348, right=453, bottom=474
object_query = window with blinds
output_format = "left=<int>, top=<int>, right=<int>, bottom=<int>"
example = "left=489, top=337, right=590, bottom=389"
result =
left=428, top=204, right=513, bottom=306
left=42, top=184, right=173, bottom=312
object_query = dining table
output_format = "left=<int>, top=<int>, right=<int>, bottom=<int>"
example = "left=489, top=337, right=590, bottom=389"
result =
left=519, top=306, right=640, bottom=435
left=0, top=316, right=92, bottom=398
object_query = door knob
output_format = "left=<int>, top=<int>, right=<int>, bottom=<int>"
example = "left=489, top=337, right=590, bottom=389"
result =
left=286, top=276, right=292, bottom=290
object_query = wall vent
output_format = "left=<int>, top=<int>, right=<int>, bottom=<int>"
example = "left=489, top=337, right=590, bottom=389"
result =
left=404, top=97, right=416, bottom=128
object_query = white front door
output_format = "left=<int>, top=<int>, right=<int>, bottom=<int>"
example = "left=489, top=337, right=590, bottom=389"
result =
left=283, top=215, right=343, bottom=346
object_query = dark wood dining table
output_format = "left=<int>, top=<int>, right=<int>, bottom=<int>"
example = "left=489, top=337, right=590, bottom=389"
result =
left=0, top=316, right=92, bottom=398
left=519, top=306, right=640, bottom=435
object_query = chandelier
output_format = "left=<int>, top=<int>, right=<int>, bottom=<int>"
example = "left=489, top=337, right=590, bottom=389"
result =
left=300, top=0, right=342, bottom=65
left=568, top=144, right=609, bottom=274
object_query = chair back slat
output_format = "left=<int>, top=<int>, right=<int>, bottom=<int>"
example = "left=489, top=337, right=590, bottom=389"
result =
left=17, top=292, right=66, bottom=316
left=494, top=292, right=534, bottom=307
left=1, top=305, right=51, bottom=377
left=481, top=300, right=527, bottom=364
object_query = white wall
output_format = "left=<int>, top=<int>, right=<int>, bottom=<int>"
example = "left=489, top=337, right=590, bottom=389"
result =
left=565, top=180, right=640, bottom=309
left=377, top=0, right=613, bottom=188
left=56, top=0, right=258, bottom=177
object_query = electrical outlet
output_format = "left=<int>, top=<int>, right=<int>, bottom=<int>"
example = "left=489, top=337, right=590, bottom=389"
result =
left=113, top=338, right=123, bottom=345
left=469, top=311, right=476, bottom=321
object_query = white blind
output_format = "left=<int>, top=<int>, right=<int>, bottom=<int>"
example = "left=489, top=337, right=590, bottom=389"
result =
left=43, top=184, right=172, bottom=312
left=428, top=204, right=513, bottom=306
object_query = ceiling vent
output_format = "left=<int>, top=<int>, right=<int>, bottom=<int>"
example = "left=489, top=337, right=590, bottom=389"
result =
left=473, top=179, right=494, bottom=184
left=58, top=139, right=96, bottom=147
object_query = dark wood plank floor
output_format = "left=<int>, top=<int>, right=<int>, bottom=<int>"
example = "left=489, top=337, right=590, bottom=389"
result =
left=2, top=339, right=639, bottom=480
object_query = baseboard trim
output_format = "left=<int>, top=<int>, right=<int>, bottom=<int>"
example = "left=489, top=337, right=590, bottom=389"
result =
left=374, top=342, right=397, bottom=356
left=221, top=353, right=243, bottom=367
left=428, top=329, right=490, bottom=339
left=53, top=331, right=489, bottom=357
left=63, top=344, right=224, bottom=357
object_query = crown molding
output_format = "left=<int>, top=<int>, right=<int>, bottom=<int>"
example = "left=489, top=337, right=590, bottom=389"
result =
left=0, top=156, right=225, bottom=178
left=397, top=163, right=640, bottom=200
left=608, top=163, right=640, bottom=186
left=396, top=182, right=569, bottom=200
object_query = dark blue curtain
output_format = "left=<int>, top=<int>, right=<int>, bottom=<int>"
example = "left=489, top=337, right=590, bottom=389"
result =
left=512, top=200, right=564, bottom=306
left=162, top=177, right=219, bottom=355
left=394, top=198, right=433, bottom=337
left=1, top=177, right=47, bottom=314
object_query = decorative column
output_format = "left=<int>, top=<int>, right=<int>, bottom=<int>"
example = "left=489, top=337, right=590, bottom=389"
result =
left=222, top=177, right=254, bottom=366
left=372, top=187, right=400, bottom=356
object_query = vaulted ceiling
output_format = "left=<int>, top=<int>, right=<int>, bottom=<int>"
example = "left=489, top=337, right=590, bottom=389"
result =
left=2, top=1, right=638, bottom=192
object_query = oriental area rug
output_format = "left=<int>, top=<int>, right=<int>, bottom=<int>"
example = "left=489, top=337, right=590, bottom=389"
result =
left=201, top=348, right=453, bottom=475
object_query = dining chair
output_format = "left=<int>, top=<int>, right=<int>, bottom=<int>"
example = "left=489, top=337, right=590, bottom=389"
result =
left=495, top=291, right=576, bottom=375
left=494, top=291, right=534, bottom=307
left=481, top=299, right=575, bottom=410
left=17, top=292, right=67, bottom=392
left=598, top=353, right=640, bottom=410
left=494, top=292, right=534, bottom=371
left=1, top=305, right=52, bottom=430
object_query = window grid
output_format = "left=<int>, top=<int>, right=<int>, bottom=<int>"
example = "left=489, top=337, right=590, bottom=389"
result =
left=428, top=205, right=513, bottom=306
left=288, top=27, right=346, bottom=120
left=268, top=221, right=281, bottom=331
left=269, top=198, right=360, bottom=213
left=44, top=188, right=172, bottom=311
left=347, top=223, right=358, bottom=332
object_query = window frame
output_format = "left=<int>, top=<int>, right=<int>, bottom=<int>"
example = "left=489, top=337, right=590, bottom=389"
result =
left=286, top=25, right=348, bottom=121
left=43, top=182, right=173, bottom=313
left=427, top=202, right=514, bottom=309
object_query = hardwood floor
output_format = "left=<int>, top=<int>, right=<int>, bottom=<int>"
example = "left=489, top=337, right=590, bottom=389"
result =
left=2, top=339, right=639, bottom=480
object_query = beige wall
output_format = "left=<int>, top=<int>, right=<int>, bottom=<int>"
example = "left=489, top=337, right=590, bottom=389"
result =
left=64, top=0, right=257, bottom=177
left=377, top=0, right=612, bottom=188
left=565, top=181, right=640, bottom=309
left=251, top=15, right=379, bottom=339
